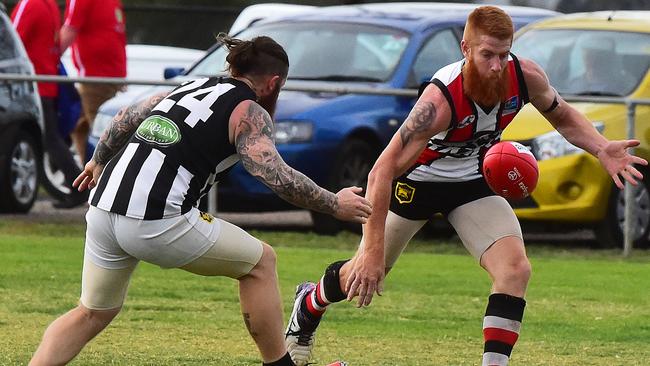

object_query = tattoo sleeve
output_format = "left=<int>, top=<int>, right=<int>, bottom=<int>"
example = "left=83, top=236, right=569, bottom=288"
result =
left=92, top=92, right=168, bottom=165
left=235, top=103, right=338, bottom=215
left=399, top=101, right=436, bottom=146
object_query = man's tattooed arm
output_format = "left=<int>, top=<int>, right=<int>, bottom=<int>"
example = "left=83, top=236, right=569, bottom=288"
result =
left=398, top=101, right=436, bottom=147
left=235, top=102, right=338, bottom=214
left=92, top=92, right=168, bottom=165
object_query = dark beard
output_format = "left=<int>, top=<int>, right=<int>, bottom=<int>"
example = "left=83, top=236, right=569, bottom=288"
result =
left=462, top=58, right=509, bottom=108
left=256, top=82, right=281, bottom=119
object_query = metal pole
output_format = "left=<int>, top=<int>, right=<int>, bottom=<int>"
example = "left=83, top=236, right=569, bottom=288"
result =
left=0, top=73, right=419, bottom=96
left=623, top=101, right=636, bottom=257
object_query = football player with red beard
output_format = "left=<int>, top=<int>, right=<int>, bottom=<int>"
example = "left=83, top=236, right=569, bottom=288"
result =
left=285, top=6, right=647, bottom=366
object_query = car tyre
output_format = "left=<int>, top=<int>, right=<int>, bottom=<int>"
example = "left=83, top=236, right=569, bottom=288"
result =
left=40, top=151, right=79, bottom=201
left=311, top=139, right=376, bottom=235
left=595, top=171, right=650, bottom=248
left=0, top=131, right=39, bottom=213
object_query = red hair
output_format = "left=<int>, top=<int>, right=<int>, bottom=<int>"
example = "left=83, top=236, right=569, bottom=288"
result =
left=463, top=6, right=514, bottom=45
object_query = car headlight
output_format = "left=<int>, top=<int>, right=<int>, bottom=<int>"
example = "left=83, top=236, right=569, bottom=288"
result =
left=274, top=121, right=313, bottom=144
left=531, top=122, right=604, bottom=161
left=91, top=112, right=114, bottom=139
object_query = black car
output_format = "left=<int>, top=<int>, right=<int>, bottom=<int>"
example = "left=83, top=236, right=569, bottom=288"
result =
left=0, top=3, right=43, bottom=212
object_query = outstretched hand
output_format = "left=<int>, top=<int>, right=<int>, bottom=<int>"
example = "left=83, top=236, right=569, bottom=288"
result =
left=345, top=250, right=385, bottom=308
left=597, top=139, right=648, bottom=189
left=73, top=160, right=105, bottom=192
left=333, top=187, right=373, bottom=224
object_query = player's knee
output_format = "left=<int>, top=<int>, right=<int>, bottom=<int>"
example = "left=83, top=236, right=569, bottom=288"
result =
left=254, top=242, right=277, bottom=273
left=506, top=257, right=532, bottom=284
left=77, top=304, right=120, bottom=330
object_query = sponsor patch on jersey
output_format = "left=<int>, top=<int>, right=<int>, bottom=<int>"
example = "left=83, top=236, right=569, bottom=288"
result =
left=395, top=182, right=415, bottom=204
left=136, top=115, right=182, bottom=147
left=457, top=114, right=476, bottom=129
left=502, top=96, right=519, bottom=116
left=199, top=211, right=214, bottom=223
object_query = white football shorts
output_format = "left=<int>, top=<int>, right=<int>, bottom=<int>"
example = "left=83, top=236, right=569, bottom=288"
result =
left=80, top=206, right=263, bottom=310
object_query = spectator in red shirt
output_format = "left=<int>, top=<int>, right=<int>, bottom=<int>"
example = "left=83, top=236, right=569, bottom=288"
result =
left=11, top=0, right=86, bottom=208
left=60, top=0, right=127, bottom=165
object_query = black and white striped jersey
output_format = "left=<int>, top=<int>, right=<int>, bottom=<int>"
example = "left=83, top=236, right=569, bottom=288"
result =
left=89, top=77, right=256, bottom=220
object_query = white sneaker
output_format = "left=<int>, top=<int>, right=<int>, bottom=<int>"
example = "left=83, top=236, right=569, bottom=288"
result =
left=285, top=282, right=321, bottom=366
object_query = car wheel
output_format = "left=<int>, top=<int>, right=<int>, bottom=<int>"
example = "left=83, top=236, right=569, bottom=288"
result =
left=40, top=151, right=78, bottom=201
left=595, top=173, right=650, bottom=248
left=0, top=131, right=39, bottom=213
left=311, top=139, right=376, bottom=234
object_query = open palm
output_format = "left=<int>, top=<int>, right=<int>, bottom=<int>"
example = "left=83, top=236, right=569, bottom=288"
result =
left=597, top=139, right=648, bottom=189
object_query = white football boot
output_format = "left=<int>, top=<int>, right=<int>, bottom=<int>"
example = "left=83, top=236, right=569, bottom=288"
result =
left=285, top=282, right=321, bottom=366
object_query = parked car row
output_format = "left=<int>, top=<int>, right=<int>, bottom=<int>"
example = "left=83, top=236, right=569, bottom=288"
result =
left=91, top=2, right=560, bottom=234
left=3, top=2, right=649, bottom=248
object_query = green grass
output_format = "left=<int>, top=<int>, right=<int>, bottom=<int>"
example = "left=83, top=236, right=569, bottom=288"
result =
left=1, top=219, right=649, bottom=365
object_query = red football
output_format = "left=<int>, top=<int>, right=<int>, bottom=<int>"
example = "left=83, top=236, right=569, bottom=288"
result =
left=482, top=141, right=539, bottom=200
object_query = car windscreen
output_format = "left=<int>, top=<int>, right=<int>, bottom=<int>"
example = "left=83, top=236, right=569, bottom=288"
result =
left=188, top=22, right=410, bottom=82
left=513, top=29, right=650, bottom=96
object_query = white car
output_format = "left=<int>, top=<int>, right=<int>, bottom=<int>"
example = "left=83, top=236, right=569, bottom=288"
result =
left=229, top=3, right=315, bottom=35
left=61, top=44, right=203, bottom=82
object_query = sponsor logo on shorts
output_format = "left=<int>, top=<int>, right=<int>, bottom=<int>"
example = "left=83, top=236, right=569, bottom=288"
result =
left=136, top=115, right=182, bottom=147
left=199, top=211, right=214, bottom=223
left=395, top=182, right=415, bottom=204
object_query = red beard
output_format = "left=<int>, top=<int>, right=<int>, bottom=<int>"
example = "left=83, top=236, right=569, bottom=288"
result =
left=462, top=58, right=509, bottom=108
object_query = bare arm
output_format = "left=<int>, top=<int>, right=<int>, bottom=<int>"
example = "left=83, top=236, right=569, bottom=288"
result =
left=522, top=57, right=646, bottom=188
left=92, top=92, right=169, bottom=165
left=522, top=58, right=607, bottom=156
left=347, top=83, right=451, bottom=306
left=74, top=92, right=168, bottom=191
left=364, top=84, right=450, bottom=256
left=59, top=25, right=77, bottom=54
left=231, top=100, right=339, bottom=215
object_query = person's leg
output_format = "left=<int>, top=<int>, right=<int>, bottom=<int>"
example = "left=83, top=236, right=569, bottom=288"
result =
left=30, top=256, right=137, bottom=366
left=286, top=211, right=427, bottom=366
left=307, top=211, right=427, bottom=314
left=73, top=83, right=121, bottom=163
left=448, top=196, right=530, bottom=366
left=178, top=217, right=292, bottom=365
left=43, top=95, right=88, bottom=208
left=41, top=97, right=82, bottom=185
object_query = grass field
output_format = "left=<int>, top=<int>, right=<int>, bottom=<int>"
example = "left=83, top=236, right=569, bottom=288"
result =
left=1, top=218, right=649, bottom=365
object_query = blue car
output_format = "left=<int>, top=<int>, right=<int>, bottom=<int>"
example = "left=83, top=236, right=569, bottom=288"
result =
left=91, top=3, right=558, bottom=231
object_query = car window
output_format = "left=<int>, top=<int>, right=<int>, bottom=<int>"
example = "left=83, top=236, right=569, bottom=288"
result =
left=189, top=22, right=410, bottom=82
left=513, top=29, right=650, bottom=96
left=0, top=13, right=19, bottom=60
left=410, top=28, right=462, bottom=87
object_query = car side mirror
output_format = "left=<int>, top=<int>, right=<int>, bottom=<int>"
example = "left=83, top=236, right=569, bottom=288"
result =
left=164, top=67, right=185, bottom=79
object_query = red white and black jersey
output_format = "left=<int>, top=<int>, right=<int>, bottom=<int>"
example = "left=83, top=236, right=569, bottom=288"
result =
left=407, top=54, right=529, bottom=182
left=89, top=77, right=256, bottom=220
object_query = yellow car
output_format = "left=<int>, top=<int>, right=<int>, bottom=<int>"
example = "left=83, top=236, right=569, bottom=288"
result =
left=507, top=11, right=650, bottom=247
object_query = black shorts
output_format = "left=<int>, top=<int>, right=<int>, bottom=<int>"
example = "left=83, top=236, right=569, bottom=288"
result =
left=389, top=176, right=496, bottom=220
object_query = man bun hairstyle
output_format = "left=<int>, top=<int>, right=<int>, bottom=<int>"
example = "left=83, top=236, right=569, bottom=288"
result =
left=463, top=6, right=514, bottom=46
left=216, top=33, right=289, bottom=79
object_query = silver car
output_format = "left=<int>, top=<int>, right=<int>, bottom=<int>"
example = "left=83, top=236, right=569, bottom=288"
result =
left=0, top=3, right=43, bottom=213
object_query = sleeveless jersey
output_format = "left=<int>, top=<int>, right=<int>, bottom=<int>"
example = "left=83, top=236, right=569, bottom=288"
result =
left=407, top=54, right=529, bottom=182
left=89, top=77, right=256, bottom=220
